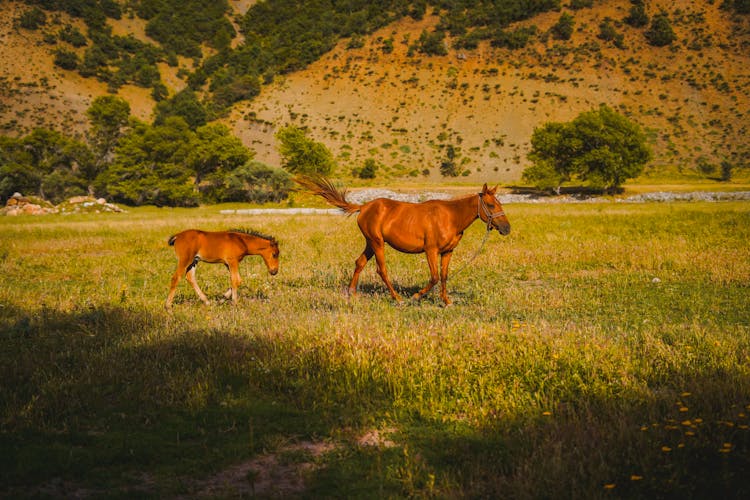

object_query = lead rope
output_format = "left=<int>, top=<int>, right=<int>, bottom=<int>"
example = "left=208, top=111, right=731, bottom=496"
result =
left=449, top=195, right=495, bottom=280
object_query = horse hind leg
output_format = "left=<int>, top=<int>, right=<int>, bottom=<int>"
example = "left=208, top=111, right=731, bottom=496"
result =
left=372, top=243, right=402, bottom=303
left=348, top=244, right=374, bottom=296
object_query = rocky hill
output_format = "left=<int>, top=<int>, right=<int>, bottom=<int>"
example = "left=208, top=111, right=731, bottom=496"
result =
left=1, top=0, right=749, bottom=184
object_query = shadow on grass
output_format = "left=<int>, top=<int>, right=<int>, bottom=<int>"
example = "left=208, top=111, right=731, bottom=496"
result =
left=2, top=303, right=749, bottom=498
left=0, top=303, right=329, bottom=497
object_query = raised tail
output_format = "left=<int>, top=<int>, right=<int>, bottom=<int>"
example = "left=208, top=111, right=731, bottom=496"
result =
left=294, top=175, right=361, bottom=215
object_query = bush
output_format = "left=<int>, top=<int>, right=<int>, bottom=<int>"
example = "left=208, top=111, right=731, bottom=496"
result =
left=416, top=30, right=447, bottom=56
left=645, top=12, right=677, bottom=47
left=17, top=7, right=46, bottom=30
left=59, top=24, right=87, bottom=47
left=569, top=0, right=593, bottom=10
left=54, top=49, right=79, bottom=70
left=551, top=13, right=575, bottom=41
left=625, top=4, right=649, bottom=28
left=354, top=158, right=379, bottom=179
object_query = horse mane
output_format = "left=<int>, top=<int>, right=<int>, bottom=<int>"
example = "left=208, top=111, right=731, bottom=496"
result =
left=228, top=228, right=278, bottom=245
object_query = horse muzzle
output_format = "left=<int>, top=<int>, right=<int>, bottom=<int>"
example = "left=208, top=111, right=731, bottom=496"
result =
left=495, top=222, right=511, bottom=236
left=269, top=268, right=279, bottom=276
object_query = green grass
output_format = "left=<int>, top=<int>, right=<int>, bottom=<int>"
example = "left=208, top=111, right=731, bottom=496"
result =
left=1, top=201, right=749, bottom=498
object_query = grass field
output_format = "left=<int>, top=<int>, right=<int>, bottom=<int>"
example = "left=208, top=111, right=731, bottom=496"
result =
left=1, top=200, right=749, bottom=498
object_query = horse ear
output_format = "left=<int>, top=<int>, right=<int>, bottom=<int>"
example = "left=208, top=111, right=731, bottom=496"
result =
left=482, top=183, right=489, bottom=193
left=491, top=184, right=499, bottom=194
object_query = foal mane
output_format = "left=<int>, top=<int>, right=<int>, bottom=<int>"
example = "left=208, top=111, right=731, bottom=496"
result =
left=228, top=228, right=278, bottom=245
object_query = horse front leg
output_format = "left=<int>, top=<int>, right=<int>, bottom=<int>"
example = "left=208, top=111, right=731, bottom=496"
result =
left=226, top=261, right=242, bottom=304
left=348, top=244, right=374, bottom=296
left=439, top=251, right=454, bottom=306
left=413, top=248, right=440, bottom=301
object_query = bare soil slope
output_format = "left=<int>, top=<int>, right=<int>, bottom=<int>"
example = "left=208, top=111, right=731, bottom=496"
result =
left=1, top=0, right=748, bottom=183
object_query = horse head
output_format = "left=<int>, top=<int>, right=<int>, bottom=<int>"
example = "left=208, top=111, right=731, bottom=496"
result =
left=479, top=184, right=511, bottom=235
left=260, top=238, right=280, bottom=275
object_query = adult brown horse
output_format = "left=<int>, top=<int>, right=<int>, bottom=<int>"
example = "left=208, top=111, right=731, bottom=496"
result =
left=165, top=229, right=279, bottom=308
left=295, top=175, right=510, bottom=305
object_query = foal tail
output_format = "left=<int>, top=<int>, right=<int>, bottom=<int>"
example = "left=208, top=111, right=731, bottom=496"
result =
left=167, top=234, right=178, bottom=246
left=294, top=175, right=361, bottom=215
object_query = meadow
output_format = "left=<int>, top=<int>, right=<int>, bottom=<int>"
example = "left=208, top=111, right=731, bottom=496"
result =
left=1, top=200, right=749, bottom=498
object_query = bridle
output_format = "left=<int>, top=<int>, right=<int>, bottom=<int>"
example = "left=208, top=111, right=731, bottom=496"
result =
left=477, top=193, right=506, bottom=232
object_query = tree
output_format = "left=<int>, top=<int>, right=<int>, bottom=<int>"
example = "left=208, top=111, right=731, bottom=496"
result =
left=0, top=129, right=92, bottom=203
left=202, top=161, right=292, bottom=203
left=275, top=125, right=335, bottom=176
left=625, top=2, right=649, bottom=28
left=551, top=13, right=575, bottom=41
left=645, top=12, right=676, bottom=47
left=96, top=118, right=198, bottom=206
left=524, top=105, right=651, bottom=193
left=153, top=89, right=208, bottom=129
left=354, top=158, right=379, bottom=179
left=185, top=123, right=251, bottom=185
left=87, top=95, right=131, bottom=172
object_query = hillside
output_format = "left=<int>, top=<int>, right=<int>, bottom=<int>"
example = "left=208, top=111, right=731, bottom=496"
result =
left=1, top=0, right=749, bottom=184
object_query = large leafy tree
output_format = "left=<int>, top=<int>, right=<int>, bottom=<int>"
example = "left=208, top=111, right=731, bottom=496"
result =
left=524, top=105, right=651, bottom=193
left=276, top=125, right=335, bottom=176
left=96, top=117, right=198, bottom=206
left=185, top=123, right=251, bottom=185
left=86, top=95, right=131, bottom=175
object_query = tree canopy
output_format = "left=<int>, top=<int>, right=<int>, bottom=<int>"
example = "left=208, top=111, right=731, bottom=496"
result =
left=523, top=105, right=651, bottom=193
left=276, top=125, right=336, bottom=176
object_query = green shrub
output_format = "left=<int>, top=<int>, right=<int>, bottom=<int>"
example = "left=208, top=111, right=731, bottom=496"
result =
left=645, top=12, right=677, bottom=47
left=54, top=49, right=79, bottom=70
left=551, top=13, right=575, bottom=41
left=17, top=7, right=46, bottom=30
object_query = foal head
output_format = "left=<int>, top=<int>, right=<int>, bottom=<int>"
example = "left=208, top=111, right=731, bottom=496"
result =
left=258, top=237, right=280, bottom=275
left=232, top=229, right=280, bottom=275
left=478, top=184, right=511, bottom=235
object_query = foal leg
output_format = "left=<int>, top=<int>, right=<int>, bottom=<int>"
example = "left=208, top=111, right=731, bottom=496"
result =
left=413, top=248, right=440, bottom=301
left=185, top=264, right=210, bottom=305
left=225, top=261, right=242, bottom=304
left=348, top=244, right=374, bottom=296
left=439, top=251, right=454, bottom=306
left=166, top=261, right=189, bottom=308
left=166, top=255, right=195, bottom=308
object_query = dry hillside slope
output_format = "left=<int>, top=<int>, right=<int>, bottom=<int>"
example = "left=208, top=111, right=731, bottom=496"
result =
left=1, top=0, right=749, bottom=184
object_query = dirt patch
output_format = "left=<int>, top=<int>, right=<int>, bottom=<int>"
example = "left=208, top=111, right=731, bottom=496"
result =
left=188, top=441, right=336, bottom=498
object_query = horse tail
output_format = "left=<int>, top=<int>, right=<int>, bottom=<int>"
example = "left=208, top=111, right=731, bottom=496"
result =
left=168, top=234, right=178, bottom=246
left=294, top=175, right=361, bottom=215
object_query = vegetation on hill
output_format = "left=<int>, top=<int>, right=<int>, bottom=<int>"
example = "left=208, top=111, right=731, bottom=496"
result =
left=2, top=0, right=749, bottom=189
